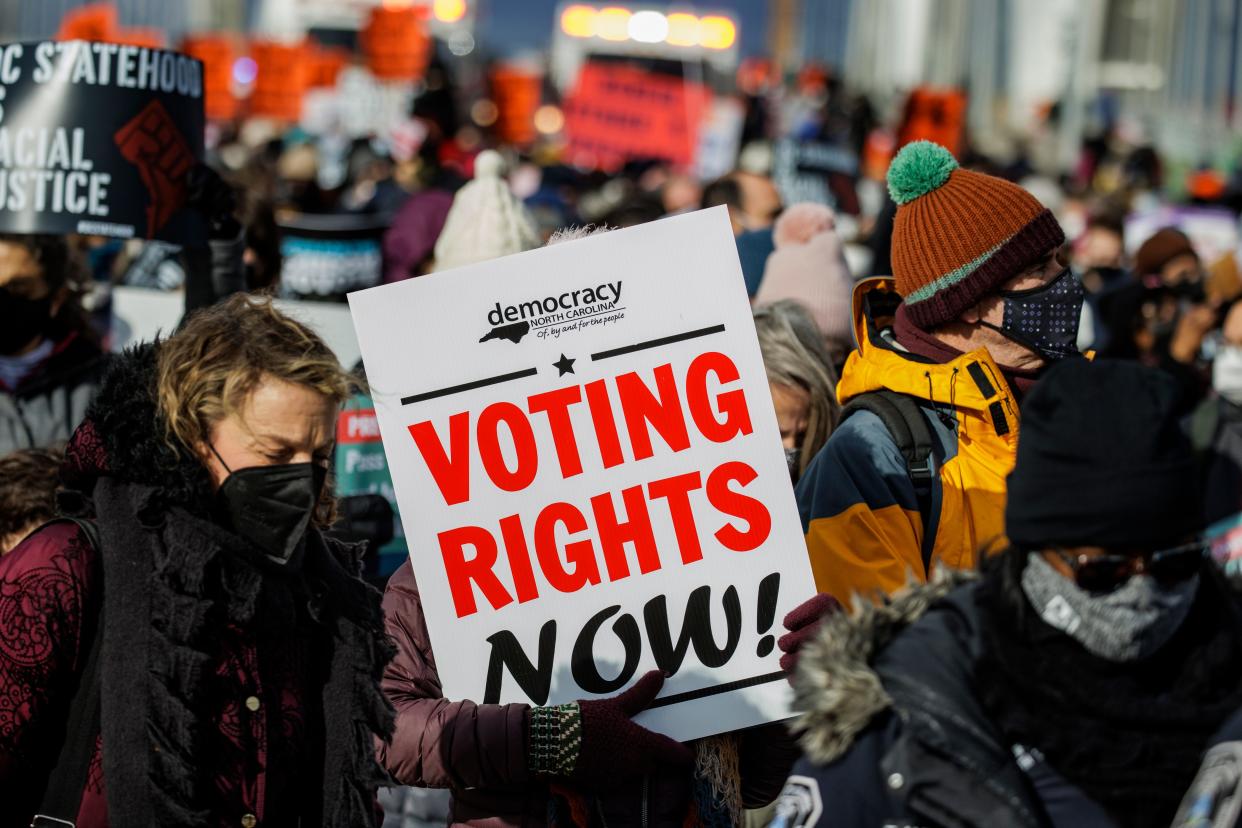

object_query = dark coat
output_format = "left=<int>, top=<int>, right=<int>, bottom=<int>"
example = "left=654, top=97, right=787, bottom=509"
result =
left=774, top=572, right=1116, bottom=828
left=0, top=344, right=393, bottom=827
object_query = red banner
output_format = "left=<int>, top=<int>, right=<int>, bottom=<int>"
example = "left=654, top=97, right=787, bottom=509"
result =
left=563, top=63, right=709, bottom=171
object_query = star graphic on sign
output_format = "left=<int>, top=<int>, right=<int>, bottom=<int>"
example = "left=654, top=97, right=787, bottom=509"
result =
left=553, top=353, right=576, bottom=376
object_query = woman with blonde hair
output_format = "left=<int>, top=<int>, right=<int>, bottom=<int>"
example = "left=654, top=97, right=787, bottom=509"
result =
left=0, top=293, right=394, bottom=827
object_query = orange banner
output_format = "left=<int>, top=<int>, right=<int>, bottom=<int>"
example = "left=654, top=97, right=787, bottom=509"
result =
left=250, top=41, right=309, bottom=121
left=490, top=66, right=542, bottom=146
left=182, top=35, right=238, bottom=121
left=57, top=2, right=118, bottom=42
left=897, top=87, right=966, bottom=158
left=360, top=7, right=431, bottom=81
left=563, top=63, right=709, bottom=171
left=309, top=44, right=349, bottom=88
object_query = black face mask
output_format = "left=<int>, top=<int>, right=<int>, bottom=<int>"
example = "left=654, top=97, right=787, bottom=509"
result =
left=0, top=287, right=52, bottom=355
left=1172, top=278, right=1207, bottom=305
left=982, top=267, right=1085, bottom=362
left=211, top=445, right=327, bottom=563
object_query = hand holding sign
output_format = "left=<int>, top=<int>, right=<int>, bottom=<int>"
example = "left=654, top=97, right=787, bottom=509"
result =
left=349, top=208, right=816, bottom=741
left=530, top=670, right=694, bottom=783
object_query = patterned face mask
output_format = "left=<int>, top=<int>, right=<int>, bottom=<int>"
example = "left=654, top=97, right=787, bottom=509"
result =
left=984, top=267, right=1085, bottom=362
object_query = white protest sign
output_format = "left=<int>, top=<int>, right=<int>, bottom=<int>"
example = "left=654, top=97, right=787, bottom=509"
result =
left=348, top=207, right=815, bottom=741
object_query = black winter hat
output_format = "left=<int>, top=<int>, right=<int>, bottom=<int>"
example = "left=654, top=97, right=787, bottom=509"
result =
left=1005, top=358, right=1201, bottom=549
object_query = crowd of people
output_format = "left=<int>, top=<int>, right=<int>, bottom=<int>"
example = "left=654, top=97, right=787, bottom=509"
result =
left=4, top=44, right=1242, bottom=828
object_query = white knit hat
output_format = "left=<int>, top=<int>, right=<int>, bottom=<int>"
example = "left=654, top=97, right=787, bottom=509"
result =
left=433, top=150, right=541, bottom=272
left=753, top=203, right=854, bottom=347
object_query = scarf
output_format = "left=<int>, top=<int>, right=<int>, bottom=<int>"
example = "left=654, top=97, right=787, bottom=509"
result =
left=85, top=476, right=395, bottom=825
left=893, top=304, right=1044, bottom=397
left=973, top=551, right=1242, bottom=827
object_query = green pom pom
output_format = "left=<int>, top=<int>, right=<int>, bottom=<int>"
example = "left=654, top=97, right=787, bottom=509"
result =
left=886, top=141, right=959, bottom=205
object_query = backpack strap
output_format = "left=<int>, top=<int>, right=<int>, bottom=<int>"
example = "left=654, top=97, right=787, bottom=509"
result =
left=33, top=518, right=102, bottom=828
left=840, top=391, right=941, bottom=574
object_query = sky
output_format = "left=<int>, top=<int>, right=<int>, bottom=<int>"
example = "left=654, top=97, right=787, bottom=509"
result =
left=475, top=0, right=770, bottom=58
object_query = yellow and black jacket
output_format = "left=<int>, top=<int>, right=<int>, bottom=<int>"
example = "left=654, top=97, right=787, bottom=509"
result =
left=797, top=278, right=1021, bottom=605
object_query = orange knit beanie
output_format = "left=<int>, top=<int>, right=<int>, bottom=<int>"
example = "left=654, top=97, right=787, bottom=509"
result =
left=888, top=141, right=1065, bottom=329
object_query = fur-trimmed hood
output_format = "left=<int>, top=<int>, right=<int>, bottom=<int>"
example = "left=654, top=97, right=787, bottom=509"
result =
left=60, top=341, right=215, bottom=516
left=790, top=569, right=979, bottom=765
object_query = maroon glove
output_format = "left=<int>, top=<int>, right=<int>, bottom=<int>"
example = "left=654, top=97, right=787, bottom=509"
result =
left=528, top=671, right=694, bottom=787
left=777, top=594, right=842, bottom=678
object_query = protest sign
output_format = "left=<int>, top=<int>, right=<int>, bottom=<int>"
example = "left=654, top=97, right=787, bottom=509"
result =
left=0, top=40, right=205, bottom=243
left=1125, top=205, right=1240, bottom=266
left=348, top=207, right=816, bottom=740
left=361, top=6, right=432, bottom=81
left=490, top=65, right=541, bottom=146
left=563, top=63, right=710, bottom=171
left=335, top=394, right=409, bottom=565
left=772, top=139, right=860, bottom=209
left=278, top=211, right=387, bottom=301
left=250, top=40, right=310, bottom=121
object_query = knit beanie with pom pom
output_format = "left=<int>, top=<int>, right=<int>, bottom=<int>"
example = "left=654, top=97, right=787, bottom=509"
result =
left=888, top=141, right=1065, bottom=329
left=433, top=149, right=541, bottom=272
left=753, top=203, right=854, bottom=347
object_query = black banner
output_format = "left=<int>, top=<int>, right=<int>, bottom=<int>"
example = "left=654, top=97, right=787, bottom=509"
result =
left=0, top=40, right=206, bottom=243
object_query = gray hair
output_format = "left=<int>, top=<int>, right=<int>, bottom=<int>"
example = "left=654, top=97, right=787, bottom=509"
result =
left=546, top=224, right=613, bottom=245
left=753, top=300, right=841, bottom=477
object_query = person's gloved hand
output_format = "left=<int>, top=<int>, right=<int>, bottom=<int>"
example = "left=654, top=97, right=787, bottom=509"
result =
left=778, top=594, right=841, bottom=678
left=185, top=163, right=240, bottom=240
left=528, top=670, right=694, bottom=787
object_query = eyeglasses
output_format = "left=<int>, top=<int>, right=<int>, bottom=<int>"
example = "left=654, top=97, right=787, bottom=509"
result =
left=1050, top=540, right=1207, bottom=594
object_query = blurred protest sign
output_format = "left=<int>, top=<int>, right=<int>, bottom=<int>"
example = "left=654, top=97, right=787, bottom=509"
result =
left=336, top=395, right=409, bottom=565
left=361, top=6, right=432, bottom=81
left=490, top=65, right=541, bottom=146
left=250, top=40, right=309, bottom=121
left=898, top=87, right=966, bottom=157
left=347, top=207, right=815, bottom=740
left=57, top=3, right=166, bottom=49
left=110, top=285, right=362, bottom=367
left=0, top=40, right=205, bottom=243
left=278, top=212, right=387, bottom=301
left=563, top=62, right=710, bottom=171
left=695, top=97, right=746, bottom=182
left=772, top=139, right=860, bottom=208
left=301, top=65, right=415, bottom=138
left=56, top=3, right=118, bottom=42
left=181, top=35, right=238, bottom=121
left=1125, top=206, right=1240, bottom=267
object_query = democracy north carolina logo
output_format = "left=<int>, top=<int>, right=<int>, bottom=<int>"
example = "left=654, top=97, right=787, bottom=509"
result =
left=479, top=280, right=624, bottom=344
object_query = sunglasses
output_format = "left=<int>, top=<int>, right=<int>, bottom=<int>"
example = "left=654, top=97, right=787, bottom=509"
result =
left=1050, top=540, right=1207, bottom=594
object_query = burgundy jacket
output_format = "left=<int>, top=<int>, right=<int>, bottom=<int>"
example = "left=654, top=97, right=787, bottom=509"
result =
left=378, top=560, right=798, bottom=827
left=0, top=521, right=318, bottom=828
